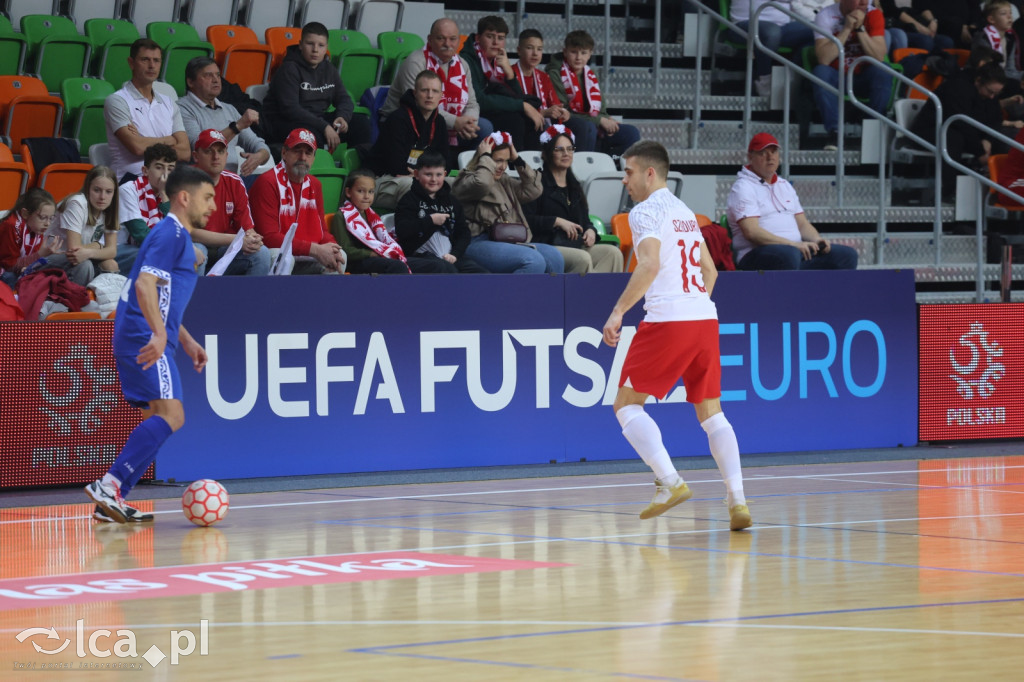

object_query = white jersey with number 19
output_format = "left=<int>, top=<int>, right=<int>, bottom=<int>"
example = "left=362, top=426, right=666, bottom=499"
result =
left=628, top=187, right=718, bottom=323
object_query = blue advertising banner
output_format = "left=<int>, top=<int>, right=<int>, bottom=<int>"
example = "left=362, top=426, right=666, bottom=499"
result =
left=161, top=270, right=918, bottom=480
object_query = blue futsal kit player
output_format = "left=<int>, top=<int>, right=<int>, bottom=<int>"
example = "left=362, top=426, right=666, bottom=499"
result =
left=86, top=166, right=216, bottom=523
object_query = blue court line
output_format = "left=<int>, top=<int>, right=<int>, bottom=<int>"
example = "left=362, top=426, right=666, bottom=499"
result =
left=348, top=596, right=1024, bottom=663
left=316, top=518, right=1024, bottom=578
left=340, top=649, right=704, bottom=681
left=266, top=654, right=301, bottom=660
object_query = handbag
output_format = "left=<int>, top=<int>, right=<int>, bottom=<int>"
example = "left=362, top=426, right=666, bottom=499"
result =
left=489, top=222, right=529, bottom=244
left=489, top=181, right=530, bottom=243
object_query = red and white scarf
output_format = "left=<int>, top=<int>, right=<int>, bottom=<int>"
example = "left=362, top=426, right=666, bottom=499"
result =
left=474, top=41, right=505, bottom=84
left=273, top=160, right=320, bottom=235
left=983, top=25, right=1019, bottom=71
left=559, top=61, right=602, bottom=117
left=341, top=201, right=409, bottom=271
left=132, top=175, right=163, bottom=229
left=12, top=213, right=42, bottom=261
left=513, top=63, right=552, bottom=109
left=424, top=46, right=469, bottom=118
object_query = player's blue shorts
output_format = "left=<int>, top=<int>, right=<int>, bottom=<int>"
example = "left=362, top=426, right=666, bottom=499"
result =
left=115, top=351, right=182, bottom=409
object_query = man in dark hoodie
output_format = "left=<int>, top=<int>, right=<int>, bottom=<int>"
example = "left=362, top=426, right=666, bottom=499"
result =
left=460, top=15, right=545, bottom=151
left=262, top=21, right=370, bottom=153
left=395, top=149, right=488, bottom=273
left=368, top=70, right=450, bottom=211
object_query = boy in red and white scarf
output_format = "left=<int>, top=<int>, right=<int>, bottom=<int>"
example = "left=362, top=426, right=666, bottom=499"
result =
left=546, top=30, right=640, bottom=156
left=250, top=128, right=346, bottom=275
left=115, top=143, right=177, bottom=272
left=514, top=29, right=570, bottom=126
left=460, top=15, right=547, bottom=151
left=972, top=1, right=1022, bottom=97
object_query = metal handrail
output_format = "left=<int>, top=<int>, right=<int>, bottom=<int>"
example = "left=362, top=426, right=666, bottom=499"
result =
left=750, top=2, right=847, bottom=203
left=846, top=54, right=942, bottom=265
left=941, top=114, right=1024, bottom=301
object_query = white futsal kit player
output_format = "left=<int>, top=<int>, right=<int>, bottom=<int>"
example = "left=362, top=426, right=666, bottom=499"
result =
left=602, top=140, right=751, bottom=530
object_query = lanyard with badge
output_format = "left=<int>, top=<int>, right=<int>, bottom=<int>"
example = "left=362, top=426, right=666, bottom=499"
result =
left=406, top=108, right=438, bottom=167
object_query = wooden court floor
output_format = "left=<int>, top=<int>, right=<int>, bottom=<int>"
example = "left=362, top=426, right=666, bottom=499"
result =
left=1, top=455, right=1023, bottom=681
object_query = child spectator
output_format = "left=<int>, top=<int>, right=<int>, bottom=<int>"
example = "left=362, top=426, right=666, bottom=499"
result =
left=0, top=188, right=57, bottom=286
left=546, top=30, right=640, bottom=156
left=368, top=69, right=450, bottom=212
left=974, top=1, right=1022, bottom=97
left=513, top=29, right=570, bottom=126
left=331, top=169, right=455, bottom=274
left=45, top=166, right=120, bottom=285
left=116, top=143, right=176, bottom=272
left=394, top=149, right=488, bottom=273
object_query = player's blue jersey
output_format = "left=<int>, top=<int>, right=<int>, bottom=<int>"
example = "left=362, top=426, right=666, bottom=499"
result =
left=113, top=213, right=198, bottom=356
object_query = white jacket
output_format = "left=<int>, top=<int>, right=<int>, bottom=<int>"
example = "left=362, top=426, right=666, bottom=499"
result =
left=87, top=273, right=127, bottom=316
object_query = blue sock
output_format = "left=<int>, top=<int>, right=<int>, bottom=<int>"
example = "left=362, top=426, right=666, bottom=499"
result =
left=109, top=415, right=173, bottom=499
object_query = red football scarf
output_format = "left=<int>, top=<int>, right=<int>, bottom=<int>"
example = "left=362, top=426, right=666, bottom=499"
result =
left=423, top=46, right=469, bottom=118
left=473, top=41, right=505, bottom=84
left=132, top=175, right=163, bottom=229
left=559, top=61, right=602, bottom=117
left=273, top=161, right=320, bottom=236
left=341, top=201, right=409, bottom=271
left=513, top=63, right=552, bottom=108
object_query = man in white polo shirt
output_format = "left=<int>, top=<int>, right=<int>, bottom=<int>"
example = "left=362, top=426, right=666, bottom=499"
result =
left=104, top=38, right=191, bottom=183
left=726, top=132, right=858, bottom=270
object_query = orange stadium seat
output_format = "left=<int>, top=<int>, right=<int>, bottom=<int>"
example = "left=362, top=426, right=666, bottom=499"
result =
left=0, top=76, right=63, bottom=148
left=988, top=154, right=1024, bottom=211
left=37, top=163, right=92, bottom=203
left=610, top=213, right=636, bottom=272
left=265, top=27, right=301, bottom=74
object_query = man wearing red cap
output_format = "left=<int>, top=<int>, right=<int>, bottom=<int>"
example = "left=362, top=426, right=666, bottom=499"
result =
left=727, top=132, right=858, bottom=270
left=250, top=128, right=346, bottom=274
left=189, top=129, right=270, bottom=276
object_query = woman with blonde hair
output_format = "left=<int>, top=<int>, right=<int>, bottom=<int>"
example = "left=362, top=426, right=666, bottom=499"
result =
left=45, top=166, right=120, bottom=285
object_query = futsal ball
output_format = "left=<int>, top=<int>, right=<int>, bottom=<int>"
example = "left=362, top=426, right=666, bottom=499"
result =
left=182, top=479, right=230, bottom=527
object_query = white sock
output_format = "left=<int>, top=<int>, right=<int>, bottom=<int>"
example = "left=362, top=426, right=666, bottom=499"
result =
left=101, top=473, right=122, bottom=494
left=701, top=412, right=745, bottom=507
left=617, top=405, right=681, bottom=485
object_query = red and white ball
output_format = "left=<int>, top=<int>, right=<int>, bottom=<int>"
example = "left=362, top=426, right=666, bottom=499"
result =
left=182, top=479, right=230, bottom=527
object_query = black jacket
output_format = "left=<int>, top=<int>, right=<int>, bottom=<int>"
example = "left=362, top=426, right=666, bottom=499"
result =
left=395, top=179, right=471, bottom=259
left=911, top=75, right=1001, bottom=155
left=367, top=88, right=449, bottom=176
left=262, top=45, right=355, bottom=145
left=523, top=167, right=597, bottom=249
